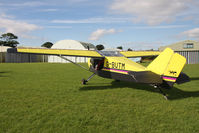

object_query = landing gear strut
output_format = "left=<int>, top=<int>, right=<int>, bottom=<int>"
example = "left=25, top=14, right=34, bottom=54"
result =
left=82, top=73, right=95, bottom=85
left=158, top=88, right=168, bottom=100
left=153, top=85, right=168, bottom=100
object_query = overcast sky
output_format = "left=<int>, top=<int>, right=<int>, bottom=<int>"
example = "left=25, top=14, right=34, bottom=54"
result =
left=0, top=0, right=199, bottom=50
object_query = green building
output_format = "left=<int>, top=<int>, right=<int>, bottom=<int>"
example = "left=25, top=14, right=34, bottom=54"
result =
left=159, top=40, right=199, bottom=64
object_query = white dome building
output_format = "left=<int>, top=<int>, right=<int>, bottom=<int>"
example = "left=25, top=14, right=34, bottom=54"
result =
left=48, top=40, right=96, bottom=63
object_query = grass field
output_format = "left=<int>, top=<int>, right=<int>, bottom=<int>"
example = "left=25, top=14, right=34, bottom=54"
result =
left=0, top=63, right=199, bottom=133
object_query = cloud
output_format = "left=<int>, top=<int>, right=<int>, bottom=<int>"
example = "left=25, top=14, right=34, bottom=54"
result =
left=89, top=29, right=121, bottom=40
left=67, top=0, right=91, bottom=3
left=6, top=1, right=48, bottom=7
left=0, top=14, right=41, bottom=38
left=38, top=9, right=58, bottom=12
left=44, top=26, right=72, bottom=29
left=122, top=41, right=164, bottom=50
left=52, top=17, right=130, bottom=24
left=180, top=28, right=199, bottom=39
left=132, top=25, right=188, bottom=29
left=110, top=0, right=198, bottom=25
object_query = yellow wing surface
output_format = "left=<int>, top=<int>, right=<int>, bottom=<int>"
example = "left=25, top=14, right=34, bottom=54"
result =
left=16, top=47, right=102, bottom=57
left=14, top=48, right=161, bottom=58
left=120, top=51, right=161, bottom=58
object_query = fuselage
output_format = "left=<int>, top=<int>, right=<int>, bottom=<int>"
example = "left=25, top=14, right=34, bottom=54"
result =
left=86, top=49, right=190, bottom=89
left=88, top=56, right=163, bottom=84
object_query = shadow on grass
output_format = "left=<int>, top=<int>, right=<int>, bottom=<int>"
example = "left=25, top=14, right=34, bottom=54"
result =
left=165, top=87, right=199, bottom=100
left=80, top=80, right=199, bottom=100
left=190, top=77, right=199, bottom=81
left=0, top=71, right=11, bottom=77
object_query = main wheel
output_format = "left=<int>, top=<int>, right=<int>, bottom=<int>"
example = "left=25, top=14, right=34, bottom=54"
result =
left=81, top=79, right=87, bottom=85
left=164, top=95, right=168, bottom=100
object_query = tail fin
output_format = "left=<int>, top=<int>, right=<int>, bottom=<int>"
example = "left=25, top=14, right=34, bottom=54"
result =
left=147, top=48, right=187, bottom=87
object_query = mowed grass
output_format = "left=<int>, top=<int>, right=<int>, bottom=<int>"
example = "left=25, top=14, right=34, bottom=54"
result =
left=0, top=63, right=199, bottom=133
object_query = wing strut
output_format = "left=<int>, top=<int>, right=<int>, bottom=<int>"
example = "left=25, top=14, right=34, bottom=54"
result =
left=59, top=55, right=89, bottom=71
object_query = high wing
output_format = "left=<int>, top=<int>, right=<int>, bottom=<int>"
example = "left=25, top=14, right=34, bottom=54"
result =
left=8, top=47, right=103, bottom=58
left=8, top=47, right=161, bottom=58
left=120, top=51, right=161, bottom=58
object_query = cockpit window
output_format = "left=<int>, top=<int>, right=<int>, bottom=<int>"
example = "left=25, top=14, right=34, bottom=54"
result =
left=98, top=51, right=124, bottom=57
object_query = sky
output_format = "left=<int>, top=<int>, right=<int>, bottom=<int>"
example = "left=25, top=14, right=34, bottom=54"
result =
left=0, top=0, right=199, bottom=50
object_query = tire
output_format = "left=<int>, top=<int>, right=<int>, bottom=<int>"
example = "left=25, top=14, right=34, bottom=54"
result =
left=82, top=79, right=87, bottom=85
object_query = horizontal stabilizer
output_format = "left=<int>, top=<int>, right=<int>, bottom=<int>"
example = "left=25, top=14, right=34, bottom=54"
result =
left=176, top=72, right=190, bottom=84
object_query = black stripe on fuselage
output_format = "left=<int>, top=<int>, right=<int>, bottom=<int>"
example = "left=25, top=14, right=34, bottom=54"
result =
left=90, top=67, right=162, bottom=84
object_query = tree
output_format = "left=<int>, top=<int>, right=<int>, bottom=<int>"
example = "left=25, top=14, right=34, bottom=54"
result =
left=0, top=33, right=19, bottom=48
left=117, top=46, right=123, bottom=50
left=96, top=44, right=105, bottom=50
left=41, top=42, right=53, bottom=48
left=127, top=48, right=133, bottom=51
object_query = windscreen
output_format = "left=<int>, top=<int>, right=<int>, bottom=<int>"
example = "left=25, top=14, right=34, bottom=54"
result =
left=98, top=51, right=124, bottom=57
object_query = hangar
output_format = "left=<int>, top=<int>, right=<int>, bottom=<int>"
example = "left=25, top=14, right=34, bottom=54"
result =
left=159, top=40, right=199, bottom=64
left=48, top=40, right=96, bottom=63
left=0, top=46, right=11, bottom=63
left=0, top=46, right=41, bottom=63
left=5, top=47, right=47, bottom=63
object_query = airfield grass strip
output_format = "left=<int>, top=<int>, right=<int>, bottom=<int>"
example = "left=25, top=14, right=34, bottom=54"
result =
left=0, top=63, right=199, bottom=133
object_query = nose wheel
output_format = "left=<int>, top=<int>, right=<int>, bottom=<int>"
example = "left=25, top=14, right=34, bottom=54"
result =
left=82, top=79, right=88, bottom=85
left=81, top=73, right=95, bottom=85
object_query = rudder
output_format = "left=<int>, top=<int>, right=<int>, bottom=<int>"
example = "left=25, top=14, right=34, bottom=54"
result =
left=147, top=48, right=187, bottom=87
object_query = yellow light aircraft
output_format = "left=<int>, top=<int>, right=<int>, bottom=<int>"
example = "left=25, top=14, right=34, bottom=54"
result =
left=8, top=47, right=190, bottom=99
